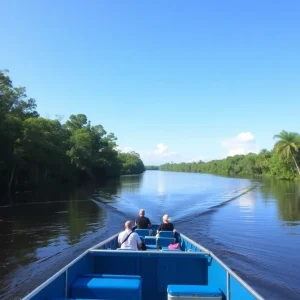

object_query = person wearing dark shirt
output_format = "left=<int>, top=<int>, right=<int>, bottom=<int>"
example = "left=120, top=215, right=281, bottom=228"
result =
left=135, top=209, right=152, bottom=234
left=157, top=214, right=174, bottom=233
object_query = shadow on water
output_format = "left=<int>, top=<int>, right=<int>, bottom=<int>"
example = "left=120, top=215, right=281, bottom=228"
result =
left=93, top=173, right=145, bottom=198
left=0, top=182, right=97, bottom=206
left=0, top=185, right=109, bottom=299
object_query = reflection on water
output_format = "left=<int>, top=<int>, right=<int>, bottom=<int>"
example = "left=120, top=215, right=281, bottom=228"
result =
left=238, top=195, right=255, bottom=210
left=260, top=179, right=300, bottom=224
left=1, top=171, right=300, bottom=300
left=0, top=187, right=107, bottom=298
left=95, top=174, right=144, bottom=196
left=93, top=172, right=258, bottom=224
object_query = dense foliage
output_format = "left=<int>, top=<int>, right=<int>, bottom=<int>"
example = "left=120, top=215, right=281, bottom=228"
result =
left=145, top=165, right=159, bottom=170
left=118, top=152, right=145, bottom=175
left=0, top=70, right=144, bottom=200
left=160, top=134, right=300, bottom=180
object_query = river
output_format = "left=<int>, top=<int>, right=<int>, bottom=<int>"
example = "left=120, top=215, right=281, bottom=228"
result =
left=0, top=171, right=300, bottom=299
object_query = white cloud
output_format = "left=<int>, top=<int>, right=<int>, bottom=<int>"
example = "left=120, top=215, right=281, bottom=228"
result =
left=236, top=132, right=255, bottom=142
left=156, top=143, right=168, bottom=154
left=221, top=132, right=258, bottom=157
left=140, top=143, right=180, bottom=165
left=154, top=143, right=177, bottom=156
left=117, top=143, right=185, bottom=165
left=116, top=143, right=207, bottom=165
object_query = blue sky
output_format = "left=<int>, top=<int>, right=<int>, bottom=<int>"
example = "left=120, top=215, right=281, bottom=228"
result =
left=1, top=1, right=300, bottom=165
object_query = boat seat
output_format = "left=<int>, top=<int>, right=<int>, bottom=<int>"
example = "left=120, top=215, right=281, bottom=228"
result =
left=158, top=231, right=174, bottom=238
left=51, top=298, right=105, bottom=300
left=144, top=236, right=156, bottom=245
left=135, top=229, right=150, bottom=237
left=82, top=274, right=139, bottom=279
left=145, top=244, right=157, bottom=250
left=144, top=236, right=176, bottom=249
left=71, top=274, right=142, bottom=300
left=116, top=247, right=139, bottom=250
left=157, top=237, right=175, bottom=247
left=167, top=285, right=222, bottom=300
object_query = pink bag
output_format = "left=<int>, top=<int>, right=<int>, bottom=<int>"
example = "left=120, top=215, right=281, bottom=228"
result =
left=168, top=243, right=180, bottom=250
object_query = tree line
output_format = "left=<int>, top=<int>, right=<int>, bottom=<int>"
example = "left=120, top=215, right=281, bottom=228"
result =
left=160, top=131, right=300, bottom=180
left=145, top=165, right=159, bottom=170
left=0, top=70, right=145, bottom=201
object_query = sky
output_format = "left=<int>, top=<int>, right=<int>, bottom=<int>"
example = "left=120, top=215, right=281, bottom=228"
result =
left=1, top=0, right=300, bottom=165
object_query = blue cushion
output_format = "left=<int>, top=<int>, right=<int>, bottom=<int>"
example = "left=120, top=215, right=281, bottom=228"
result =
left=145, top=236, right=156, bottom=245
left=135, top=229, right=150, bottom=237
left=158, top=231, right=174, bottom=238
left=168, top=285, right=221, bottom=297
left=117, top=248, right=138, bottom=250
left=145, top=244, right=157, bottom=249
left=51, top=298, right=98, bottom=300
left=157, top=237, right=175, bottom=247
left=71, top=276, right=142, bottom=300
left=83, top=274, right=140, bottom=279
left=51, top=298, right=102, bottom=300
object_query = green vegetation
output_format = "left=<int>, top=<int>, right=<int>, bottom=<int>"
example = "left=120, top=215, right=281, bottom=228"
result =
left=0, top=70, right=144, bottom=201
left=118, top=152, right=145, bottom=175
left=160, top=131, right=300, bottom=180
left=145, top=165, right=159, bottom=170
left=273, top=131, right=300, bottom=174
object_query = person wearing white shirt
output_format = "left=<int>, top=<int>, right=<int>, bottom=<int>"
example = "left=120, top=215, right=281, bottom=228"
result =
left=118, top=220, right=142, bottom=250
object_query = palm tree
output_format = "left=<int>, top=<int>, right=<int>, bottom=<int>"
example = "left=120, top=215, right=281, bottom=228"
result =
left=273, top=130, right=300, bottom=174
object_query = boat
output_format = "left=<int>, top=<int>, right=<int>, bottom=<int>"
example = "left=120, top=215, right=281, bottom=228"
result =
left=22, top=225, right=264, bottom=300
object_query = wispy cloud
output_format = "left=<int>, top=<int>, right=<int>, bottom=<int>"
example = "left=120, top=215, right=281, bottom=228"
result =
left=140, top=143, right=180, bottom=165
left=221, top=132, right=258, bottom=157
left=118, top=143, right=206, bottom=165
left=154, top=143, right=177, bottom=156
left=119, top=136, right=257, bottom=166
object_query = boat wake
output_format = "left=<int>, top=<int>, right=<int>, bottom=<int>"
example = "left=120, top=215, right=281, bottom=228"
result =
left=91, top=183, right=260, bottom=226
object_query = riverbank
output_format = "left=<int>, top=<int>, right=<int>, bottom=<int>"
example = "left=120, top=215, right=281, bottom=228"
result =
left=159, top=150, right=300, bottom=180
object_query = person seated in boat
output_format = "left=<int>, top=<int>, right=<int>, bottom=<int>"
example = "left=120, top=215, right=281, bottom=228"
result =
left=157, top=214, right=174, bottom=234
left=135, top=209, right=153, bottom=235
left=118, top=220, right=142, bottom=250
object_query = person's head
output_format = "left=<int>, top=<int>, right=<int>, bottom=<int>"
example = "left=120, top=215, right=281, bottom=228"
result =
left=125, top=220, right=132, bottom=229
left=139, top=209, right=145, bottom=216
left=162, top=214, right=170, bottom=223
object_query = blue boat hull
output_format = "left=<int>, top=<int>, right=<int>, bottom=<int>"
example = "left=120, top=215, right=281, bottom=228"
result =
left=22, top=226, right=264, bottom=300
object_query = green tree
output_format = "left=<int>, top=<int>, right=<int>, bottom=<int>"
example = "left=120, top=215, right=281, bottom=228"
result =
left=0, top=70, right=39, bottom=194
left=145, top=165, right=159, bottom=170
left=273, top=130, right=300, bottom=174
left=255, top=149, right=271, bottom=175
left=65, top=114, right=122, bottom=179
left=64, top=114, right=88, bottom=132
left=0, top=71, right=145, bottom=205
left=21, top=117, right=68, bottom=185
left=118, top=151, right=145, bottom=175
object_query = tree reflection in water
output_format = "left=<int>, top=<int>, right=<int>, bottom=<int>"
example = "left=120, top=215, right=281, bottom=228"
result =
left=260, top=179, right=300, bottom=223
